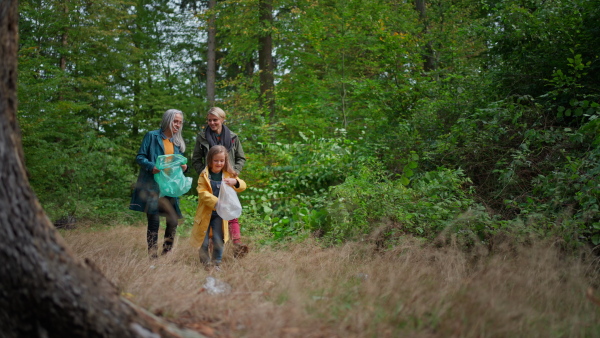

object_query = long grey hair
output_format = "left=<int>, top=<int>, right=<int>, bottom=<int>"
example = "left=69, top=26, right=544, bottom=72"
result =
left=160, top=109, right=186, bottom=153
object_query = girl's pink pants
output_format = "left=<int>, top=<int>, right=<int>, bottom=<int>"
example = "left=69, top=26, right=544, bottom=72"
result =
left=228, top=218, right=241, bottom=244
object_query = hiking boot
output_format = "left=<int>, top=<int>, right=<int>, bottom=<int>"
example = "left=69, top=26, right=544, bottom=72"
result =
left=148, top=246, right=158, bottom=260
left=233, top=243, right=249, bottom=258
left=161, top=240, right=173, bottom=256
left=199, top=247, right=210, bottom=265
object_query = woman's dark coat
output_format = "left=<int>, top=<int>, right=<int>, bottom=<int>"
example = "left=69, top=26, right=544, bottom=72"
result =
left=129, top=129, right=184, bottom=218
left=191, top=126, right=246, bottom=175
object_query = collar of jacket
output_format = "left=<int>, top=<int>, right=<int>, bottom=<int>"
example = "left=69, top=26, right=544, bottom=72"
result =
left=159, top=130, right=173, bottom=141
left=199, top=125, right=238, bottom=140
left=200, top=167, right=233, bottom=181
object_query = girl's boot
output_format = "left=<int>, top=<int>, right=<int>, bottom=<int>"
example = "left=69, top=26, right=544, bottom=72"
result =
left=199, top=246, right=210, bottom=266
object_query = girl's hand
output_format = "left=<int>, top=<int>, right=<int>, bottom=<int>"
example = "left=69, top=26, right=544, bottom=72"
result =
left=224, top=178, right=237, bottom=186
left=152, top=167, right=160, bottom=174
left=181, top=164, right=188, bottom=171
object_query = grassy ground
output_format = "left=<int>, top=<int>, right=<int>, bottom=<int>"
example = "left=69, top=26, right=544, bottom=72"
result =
left=61, top=223, right=600, bottom=337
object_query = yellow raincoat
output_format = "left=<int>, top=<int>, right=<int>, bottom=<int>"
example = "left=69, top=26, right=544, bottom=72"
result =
left=190, top=168, right=247, bottom=248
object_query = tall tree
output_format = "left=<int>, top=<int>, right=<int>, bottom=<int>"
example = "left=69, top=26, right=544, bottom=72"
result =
left=258, top=0, right=275, bottom=118
left=180, top=0, right=219, bottom=107
left=0, top=1, right=202, bottom=336
left=206, top=0, right=217, bottom=106
left=415, top=0, right=435, bottom=72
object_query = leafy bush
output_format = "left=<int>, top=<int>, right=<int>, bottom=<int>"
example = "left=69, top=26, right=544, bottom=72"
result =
left=177, top=194, right=198, bottom=238
left=530, top=145, right=600, bottom=245
left=26, top=131, right=137, bottom=223
left=239, top=131, right=357, bottom=242
left=323, top=165, right=489, bottom=244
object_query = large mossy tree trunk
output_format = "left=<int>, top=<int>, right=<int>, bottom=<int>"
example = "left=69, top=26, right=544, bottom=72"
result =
left=0, top=2, right=200, bottom=337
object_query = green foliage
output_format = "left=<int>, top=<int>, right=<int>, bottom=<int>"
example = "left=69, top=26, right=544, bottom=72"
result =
left=531, top=146, right=600, bottom=245
left=24, top=131, right=136, bottom=219
left=16, top=0, right=600, bottom=251
left=260, top=131, right=354, bottom=194
left=17, top=0, right=203, bottom=222
left=419, top=57, right=599, bottom=245
left=399, top=151, right=419, bottom=186
left=177, top=195, right=198, bottom=238
left=324, top=165, right=485, bottom=244
left=548, top=52, right=592, bottom=93
left=482, top=0, right=600, bottom=98
left=216, top=0, right=427, bottom=139
left=239, top=131, right=357, bottom=242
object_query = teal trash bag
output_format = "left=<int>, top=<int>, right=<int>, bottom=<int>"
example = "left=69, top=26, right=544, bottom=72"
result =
left=154, top=154, right=192, bottom=197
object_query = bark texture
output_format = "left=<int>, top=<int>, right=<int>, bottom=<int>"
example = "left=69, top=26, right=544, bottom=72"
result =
left=206, top=0, right=216, bottom=107
left=415, top=0, right=436, bottom=72
left=0, top=2, right=201, bottom=337
left=258, top=0, right=275, bottom=118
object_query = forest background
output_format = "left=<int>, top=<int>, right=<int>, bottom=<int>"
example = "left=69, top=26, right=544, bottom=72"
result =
left=17, top=0, right=600, bottom=250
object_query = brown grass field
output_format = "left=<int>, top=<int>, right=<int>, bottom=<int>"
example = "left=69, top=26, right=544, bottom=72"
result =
left=61, top=224, right=600, bottom=337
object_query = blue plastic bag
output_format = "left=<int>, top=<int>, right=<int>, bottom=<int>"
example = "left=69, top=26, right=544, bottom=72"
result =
left=154, top=154, right=192, bottom=197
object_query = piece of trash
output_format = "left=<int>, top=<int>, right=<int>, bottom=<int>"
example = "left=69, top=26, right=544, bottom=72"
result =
left=312, top=296, right=329, bottom=301
left=202, top=276, right=232, bottom=295
left=354, top=273, right=369, bottom=280
left=121, top=292, right=135, bottom=300
left=149, top=265, right=156, bottom=269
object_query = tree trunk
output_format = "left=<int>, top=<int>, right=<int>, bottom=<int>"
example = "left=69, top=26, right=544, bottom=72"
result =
left=206, top=0, right=216, bottom=107
left=0, top=2, right=201, bottom=337
left=58, top=3, right=68, bottom=101
left=60, top=4, right=68, bottom=72
left=415, top=0, right=435, bottom=72
left=258, top=0, right=275, bottom=119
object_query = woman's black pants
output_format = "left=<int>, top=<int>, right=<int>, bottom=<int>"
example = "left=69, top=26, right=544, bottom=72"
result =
left=146, top=197, right=178, bottom=256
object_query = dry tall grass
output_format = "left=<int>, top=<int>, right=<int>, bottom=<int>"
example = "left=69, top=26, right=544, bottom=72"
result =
left=61, top=224, right=600, bottom=337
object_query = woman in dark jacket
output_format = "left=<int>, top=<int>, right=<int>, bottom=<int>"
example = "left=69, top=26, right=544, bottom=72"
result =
left=192, top=107, right=246, bottom=247
left=130, top=109, right=188, bottom=258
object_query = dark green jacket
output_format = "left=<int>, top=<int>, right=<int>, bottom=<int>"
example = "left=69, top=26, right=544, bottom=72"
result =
left=191, top=126, right=246, bottom=175
left=129, top=129, right=184, bottom=217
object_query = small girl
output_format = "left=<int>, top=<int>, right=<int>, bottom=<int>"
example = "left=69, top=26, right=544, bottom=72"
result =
left=191, top=145, right=246, bottom=269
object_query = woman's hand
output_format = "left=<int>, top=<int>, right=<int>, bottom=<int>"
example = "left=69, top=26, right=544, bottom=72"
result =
left=224, top=178, right=238, bottom=186
left=181, top=164, right=188, bottom=171
left=152, top=167, right=160, bottom=174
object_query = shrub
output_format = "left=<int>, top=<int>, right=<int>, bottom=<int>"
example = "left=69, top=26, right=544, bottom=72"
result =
left=323, top=165, right=489, bottom=244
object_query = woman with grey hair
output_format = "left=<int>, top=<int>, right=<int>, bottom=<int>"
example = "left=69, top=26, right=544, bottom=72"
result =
left=130, top=109, right=188, bottom=258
